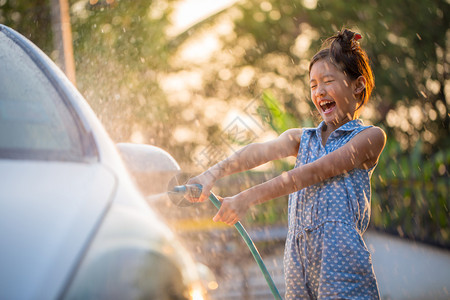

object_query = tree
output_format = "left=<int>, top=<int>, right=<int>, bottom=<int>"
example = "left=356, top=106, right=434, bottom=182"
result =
left=50, top=0, right=76, bottom=84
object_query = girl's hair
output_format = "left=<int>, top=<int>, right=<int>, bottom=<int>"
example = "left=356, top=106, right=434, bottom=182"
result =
left=309, top=29, right=374, bottom=109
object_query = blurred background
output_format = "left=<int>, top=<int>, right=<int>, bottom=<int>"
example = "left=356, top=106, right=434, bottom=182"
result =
left=2, top=0, right=449, bottom=298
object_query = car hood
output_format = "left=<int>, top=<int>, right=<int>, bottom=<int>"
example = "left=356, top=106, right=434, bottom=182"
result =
left=0, top=159, right=117, bottom=300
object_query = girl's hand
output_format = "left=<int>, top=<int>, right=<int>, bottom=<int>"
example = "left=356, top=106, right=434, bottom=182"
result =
left=186, top=170, right=217, bottom=203
left=213, top=194, right=251, bottom=226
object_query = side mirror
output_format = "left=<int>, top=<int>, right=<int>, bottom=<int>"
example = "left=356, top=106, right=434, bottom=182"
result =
left=116, top=143, right=180, bottom=196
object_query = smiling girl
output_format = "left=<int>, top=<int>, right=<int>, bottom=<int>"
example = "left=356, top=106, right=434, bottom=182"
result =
left=189, top=29, right=386, bottom=299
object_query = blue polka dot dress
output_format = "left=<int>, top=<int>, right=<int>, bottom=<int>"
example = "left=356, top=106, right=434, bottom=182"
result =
left=284, top=119, right=380, bottom=299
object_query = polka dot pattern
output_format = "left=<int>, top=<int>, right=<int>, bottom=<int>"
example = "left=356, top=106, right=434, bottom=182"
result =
left=284, top=120, right=380, bottom=299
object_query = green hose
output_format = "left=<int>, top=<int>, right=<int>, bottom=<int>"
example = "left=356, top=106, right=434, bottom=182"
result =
left=208, top=192, right=283, bottom=300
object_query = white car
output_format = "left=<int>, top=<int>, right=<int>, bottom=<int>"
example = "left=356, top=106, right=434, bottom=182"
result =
left=0, top=24, right=206, bottom=300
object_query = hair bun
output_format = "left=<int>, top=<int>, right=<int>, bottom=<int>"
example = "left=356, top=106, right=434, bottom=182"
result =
left=334, top=29, right=359, bottom=52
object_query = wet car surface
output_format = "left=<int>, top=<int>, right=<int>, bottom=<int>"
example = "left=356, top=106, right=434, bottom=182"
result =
left=0, top=24, right=206, bottom=300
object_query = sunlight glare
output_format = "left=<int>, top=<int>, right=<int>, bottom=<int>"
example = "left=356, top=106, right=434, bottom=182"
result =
left=236, top=66, right=255, bottom=87
left=302, top=0, right=317, bottom=10
left=167, top=0, right=239, bottom=36
left=291, top=23, right=319, bottom=58
left=178, top=33, right=221, bottom=63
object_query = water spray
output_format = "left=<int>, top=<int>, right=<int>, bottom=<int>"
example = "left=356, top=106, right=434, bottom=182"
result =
left=170, top=184, right=283, bottom=300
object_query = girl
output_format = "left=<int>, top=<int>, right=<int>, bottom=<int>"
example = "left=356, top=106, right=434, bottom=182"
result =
left=189, top=29, right=386, bottom=299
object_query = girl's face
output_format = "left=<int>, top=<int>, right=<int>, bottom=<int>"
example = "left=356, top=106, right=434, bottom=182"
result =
left=309, top=59, right=364, bottom=130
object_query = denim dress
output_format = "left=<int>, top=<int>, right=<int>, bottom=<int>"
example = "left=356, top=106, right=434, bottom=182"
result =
left=284, top=119, right=380, bottom=299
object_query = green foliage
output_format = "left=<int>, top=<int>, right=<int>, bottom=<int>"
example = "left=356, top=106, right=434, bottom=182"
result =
left=371, top=139, right=450, bottom=247
left=0, top=0, right=52, bottom=53
left=260, top=90, right=298, bottom=134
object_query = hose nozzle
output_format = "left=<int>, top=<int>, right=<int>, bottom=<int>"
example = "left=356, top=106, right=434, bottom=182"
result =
left=171, top=184, right=203, bottom=199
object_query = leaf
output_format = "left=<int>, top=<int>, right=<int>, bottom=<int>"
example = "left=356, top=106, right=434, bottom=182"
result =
left=259, top=90, right=297, bottom=134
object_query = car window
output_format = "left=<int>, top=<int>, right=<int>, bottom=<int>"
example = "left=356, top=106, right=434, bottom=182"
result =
left=0, top=31, right=86, bottom=161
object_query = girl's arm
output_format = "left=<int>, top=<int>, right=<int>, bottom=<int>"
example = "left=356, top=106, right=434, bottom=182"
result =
left=213, top=126, right=386, bottom=225
left=188, top=128, right=302, bottom=202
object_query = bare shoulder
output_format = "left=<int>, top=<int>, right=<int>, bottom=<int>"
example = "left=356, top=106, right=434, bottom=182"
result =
left=361, top=126, right=386, bottom=148
left=280, top=128, right=302, bottom=142
left=351, top=126, right=387, bottom=168
left=257, top=128, right=302, bottom=160
left=276, top=128, right=302, bottom=157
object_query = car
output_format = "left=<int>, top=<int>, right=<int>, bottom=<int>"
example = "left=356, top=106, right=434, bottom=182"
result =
left=0, top=24, right=207, bottom=300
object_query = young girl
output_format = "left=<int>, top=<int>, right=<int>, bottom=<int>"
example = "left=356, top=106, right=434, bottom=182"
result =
left=188, top=29, right=386, bottom=299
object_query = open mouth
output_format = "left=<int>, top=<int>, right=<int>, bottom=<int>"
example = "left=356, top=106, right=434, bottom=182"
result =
left=319, top=100, right=336, bottom=113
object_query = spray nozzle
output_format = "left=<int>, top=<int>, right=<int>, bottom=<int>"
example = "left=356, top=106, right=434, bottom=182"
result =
left=171, top=184, right=203, bottom=199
